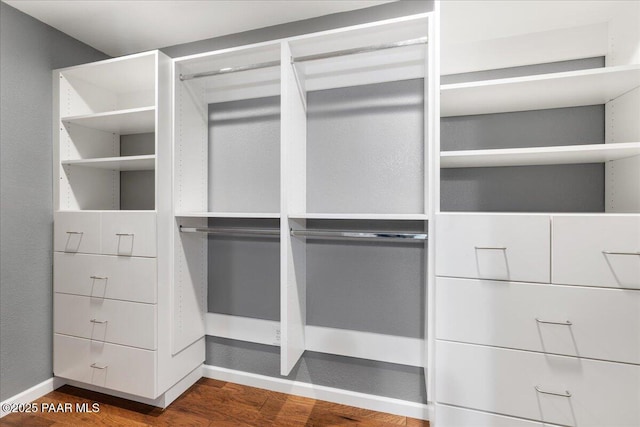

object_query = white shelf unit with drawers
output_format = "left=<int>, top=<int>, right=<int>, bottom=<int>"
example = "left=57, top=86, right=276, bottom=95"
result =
left=52, top=51, right=203, bottom=406
left=173, top=12, right=436, bottom=418
left=434, top=2, right=640, bottom=426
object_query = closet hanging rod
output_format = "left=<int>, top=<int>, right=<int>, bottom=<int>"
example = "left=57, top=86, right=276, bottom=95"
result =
left=290, top=229, right=427, bottom=242
left=179, top=226, right=279, bottom=237
left=179, top=36, right=428, bottom=81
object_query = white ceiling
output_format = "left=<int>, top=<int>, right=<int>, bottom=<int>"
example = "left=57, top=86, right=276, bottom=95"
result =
left=4, top=0, right=394, bottom=56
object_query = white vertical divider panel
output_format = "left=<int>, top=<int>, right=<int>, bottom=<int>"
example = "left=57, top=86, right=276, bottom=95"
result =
left=425, top=10, right=437, bottom=416
left=172, top=62, right=208, bottom=357
left=53, top=72, right=61, bottom=211
left=281, top=41, right=307, bottom=376
left=605, top=88, right=640, bottom=213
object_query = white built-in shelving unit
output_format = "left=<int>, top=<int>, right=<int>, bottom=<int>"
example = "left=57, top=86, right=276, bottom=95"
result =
left=173, top=12, right=435, bottom=419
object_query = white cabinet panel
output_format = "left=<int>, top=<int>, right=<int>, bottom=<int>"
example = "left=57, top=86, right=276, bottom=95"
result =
left=436, top=341, right=640, bottom=427
left=436, top=214, right=550, bottom=283
left=54, top=334, right=156, bottom=398
left=101, top=212, right=156, bottom=257
left=54, top=252, right=156, bottom=303
left=54, top=212, right=101, bottom=254
left=436, top=277, right=640, bottom=364
left=553, top=216, right=640, bottom=289
left=436, top=404, right=563, bottom=427
left=54, top=293, right=156, bottom=350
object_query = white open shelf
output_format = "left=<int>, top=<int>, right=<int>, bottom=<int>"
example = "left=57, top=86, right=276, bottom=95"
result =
left=61, top=154, right=156, bottom=171
left=61, top=106, right=155, bottom=134
left=441, top=142, right=640, bottom=168
left=176, top=212, right=280, bottom=219
left=441, top=64, right=640, bottom=117
left=289, top=213, right=428, bottom=220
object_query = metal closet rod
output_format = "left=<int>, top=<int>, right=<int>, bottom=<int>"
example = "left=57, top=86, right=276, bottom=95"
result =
left=290, top=229, right=427, bottom=242
left=179, top=36, right=428, bottom=81
left=179, top=226, right=279, bottom=237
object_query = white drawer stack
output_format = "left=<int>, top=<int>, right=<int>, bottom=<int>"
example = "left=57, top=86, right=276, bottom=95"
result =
left=53, top=211, right=158, bottom=398
left=435, top=213, right=640, bottom=427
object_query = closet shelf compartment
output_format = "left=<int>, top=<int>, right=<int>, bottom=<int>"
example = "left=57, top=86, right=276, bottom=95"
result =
left=175, top=212, right=280, bottom=219
left=61, top=106, right=156, bottom=134
left=289, top=213, right=428, bottom=220
left=440, top=142, right=640, bottom=168
left=61, top=154, right=156, bottom=171
left=441, top=64, right=640, bottom=117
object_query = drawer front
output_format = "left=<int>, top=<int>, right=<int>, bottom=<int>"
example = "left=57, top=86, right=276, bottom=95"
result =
left=54, top=212, right=100, bottom=254
left=436, top=214, right=550, bottom=283
left=54, top=293, right=156, bottom=350
left=553, top=216, right=640, bottom=289
left=101, top=212, right=156, bottom=257
left=54, top=252, right=156, bottom=303
left=54, top=334, right=156, bottom=398
left=437, top=404, right=563, bottom=427
left=436, top=341, right=640, bottom=427
left=436, top=277, right=640, bottom=364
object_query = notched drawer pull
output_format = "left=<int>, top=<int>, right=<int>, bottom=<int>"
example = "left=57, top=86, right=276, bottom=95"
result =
left=90, top=363, right=108, bottom=369
left=535, top=385, right=571, bottom=398
left=89, top=319, right=108, bottom=324
left=536, top=318, right=572, bottom=326
left=602, top=250, right=640, bottom=256
left=116, top=233, right=134, bottom=236
left=474, top=246, right=507, bottom=250
left=66, top=231, right=84, bottom=235
left=89, top=275, right=108, bottom=280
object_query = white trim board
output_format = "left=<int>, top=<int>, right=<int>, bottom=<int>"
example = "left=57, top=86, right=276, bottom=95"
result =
left=205, top=313, right=424, bottom=367
left=202, top=364, right=430, bottom=421
left=0, top=377, right=65, bottom=418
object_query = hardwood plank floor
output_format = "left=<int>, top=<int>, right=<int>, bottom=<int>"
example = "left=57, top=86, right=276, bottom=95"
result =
left=0, top=379, right=429, bottom=426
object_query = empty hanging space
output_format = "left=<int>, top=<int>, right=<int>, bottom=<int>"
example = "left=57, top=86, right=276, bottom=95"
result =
left=285, top=15, right=429, bottom=218
left=440, top=56, right=640, bottom=213
left=174, top=43, right=281, bottom=218
left=56, top=52, right=158, bottom=211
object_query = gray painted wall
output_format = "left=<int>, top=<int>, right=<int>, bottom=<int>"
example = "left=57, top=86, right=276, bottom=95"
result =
left=0, top=2, right=108, bottom=400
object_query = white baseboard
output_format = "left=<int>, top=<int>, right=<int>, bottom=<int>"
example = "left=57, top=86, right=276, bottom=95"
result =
left=0, top=377, right=65, bottom=418
left=202, top=364, right=430, bottom=420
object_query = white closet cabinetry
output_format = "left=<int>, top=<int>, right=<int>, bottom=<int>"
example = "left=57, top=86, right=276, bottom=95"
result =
left=52, top=51, right=203, bottom=405
left=435, top=2, right=640, bottom=426
left=173, top=12, right=435, bottom=417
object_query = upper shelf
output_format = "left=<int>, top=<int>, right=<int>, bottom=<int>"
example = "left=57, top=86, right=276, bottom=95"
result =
left=61, top=155, right=156, bottom=171
left=441, top=142, right=640, bottom=168
left=176, top=212, right=281, bottom=219
left=61, top=106, right=155, bottom=134
left=288, top=213, right=428, bottom=220
left=441, top=64, right=640, bottom=117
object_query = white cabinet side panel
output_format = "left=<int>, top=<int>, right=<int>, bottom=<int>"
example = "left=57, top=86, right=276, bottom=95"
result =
left=281, top=41, right=307, bottom=375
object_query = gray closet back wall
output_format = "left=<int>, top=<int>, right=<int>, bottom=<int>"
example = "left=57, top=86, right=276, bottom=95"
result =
left=0, top=2, right=108, bottom=401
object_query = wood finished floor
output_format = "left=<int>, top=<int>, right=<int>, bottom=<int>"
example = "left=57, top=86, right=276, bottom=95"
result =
left=0, top=379, right=429, bottom=426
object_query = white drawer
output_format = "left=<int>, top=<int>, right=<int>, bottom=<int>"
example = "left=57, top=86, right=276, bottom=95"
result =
left=54, top=293, right=156, bottom=350
left=436, top=341, right=640, bottom=427
left=436, top=277, right=640, bottom=364
left=553, top=216, right=640, bottom=289
left=54, top=212, right=100, bottom=254
left=436, top=404, right=563, bottom=427
left=54, top=334, right=156, bottom=398
left=101, top=212, right=156, bottom=257
left=436, top=214, right=550, bottom=283
left=54, top=252, right=156, bottom=303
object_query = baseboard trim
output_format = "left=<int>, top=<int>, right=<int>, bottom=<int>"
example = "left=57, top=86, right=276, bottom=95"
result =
left=0, top=377, right=65, bottom=418
left=202, top=364, right=430, bottom=420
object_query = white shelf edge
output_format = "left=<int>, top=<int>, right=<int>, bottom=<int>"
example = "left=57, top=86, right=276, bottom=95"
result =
left=60, top=106, right=155, bottom=122
left=288, top=213, right=429, bottom=220
left=175, top=212, right=281, bottom=219
left=440, top=64, right=640, bottom=91
left=440, top=64, right=640, bottom=117
left=440, top=142, right=640, bottom=168
left=61, top=154, right=156, bottom=171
